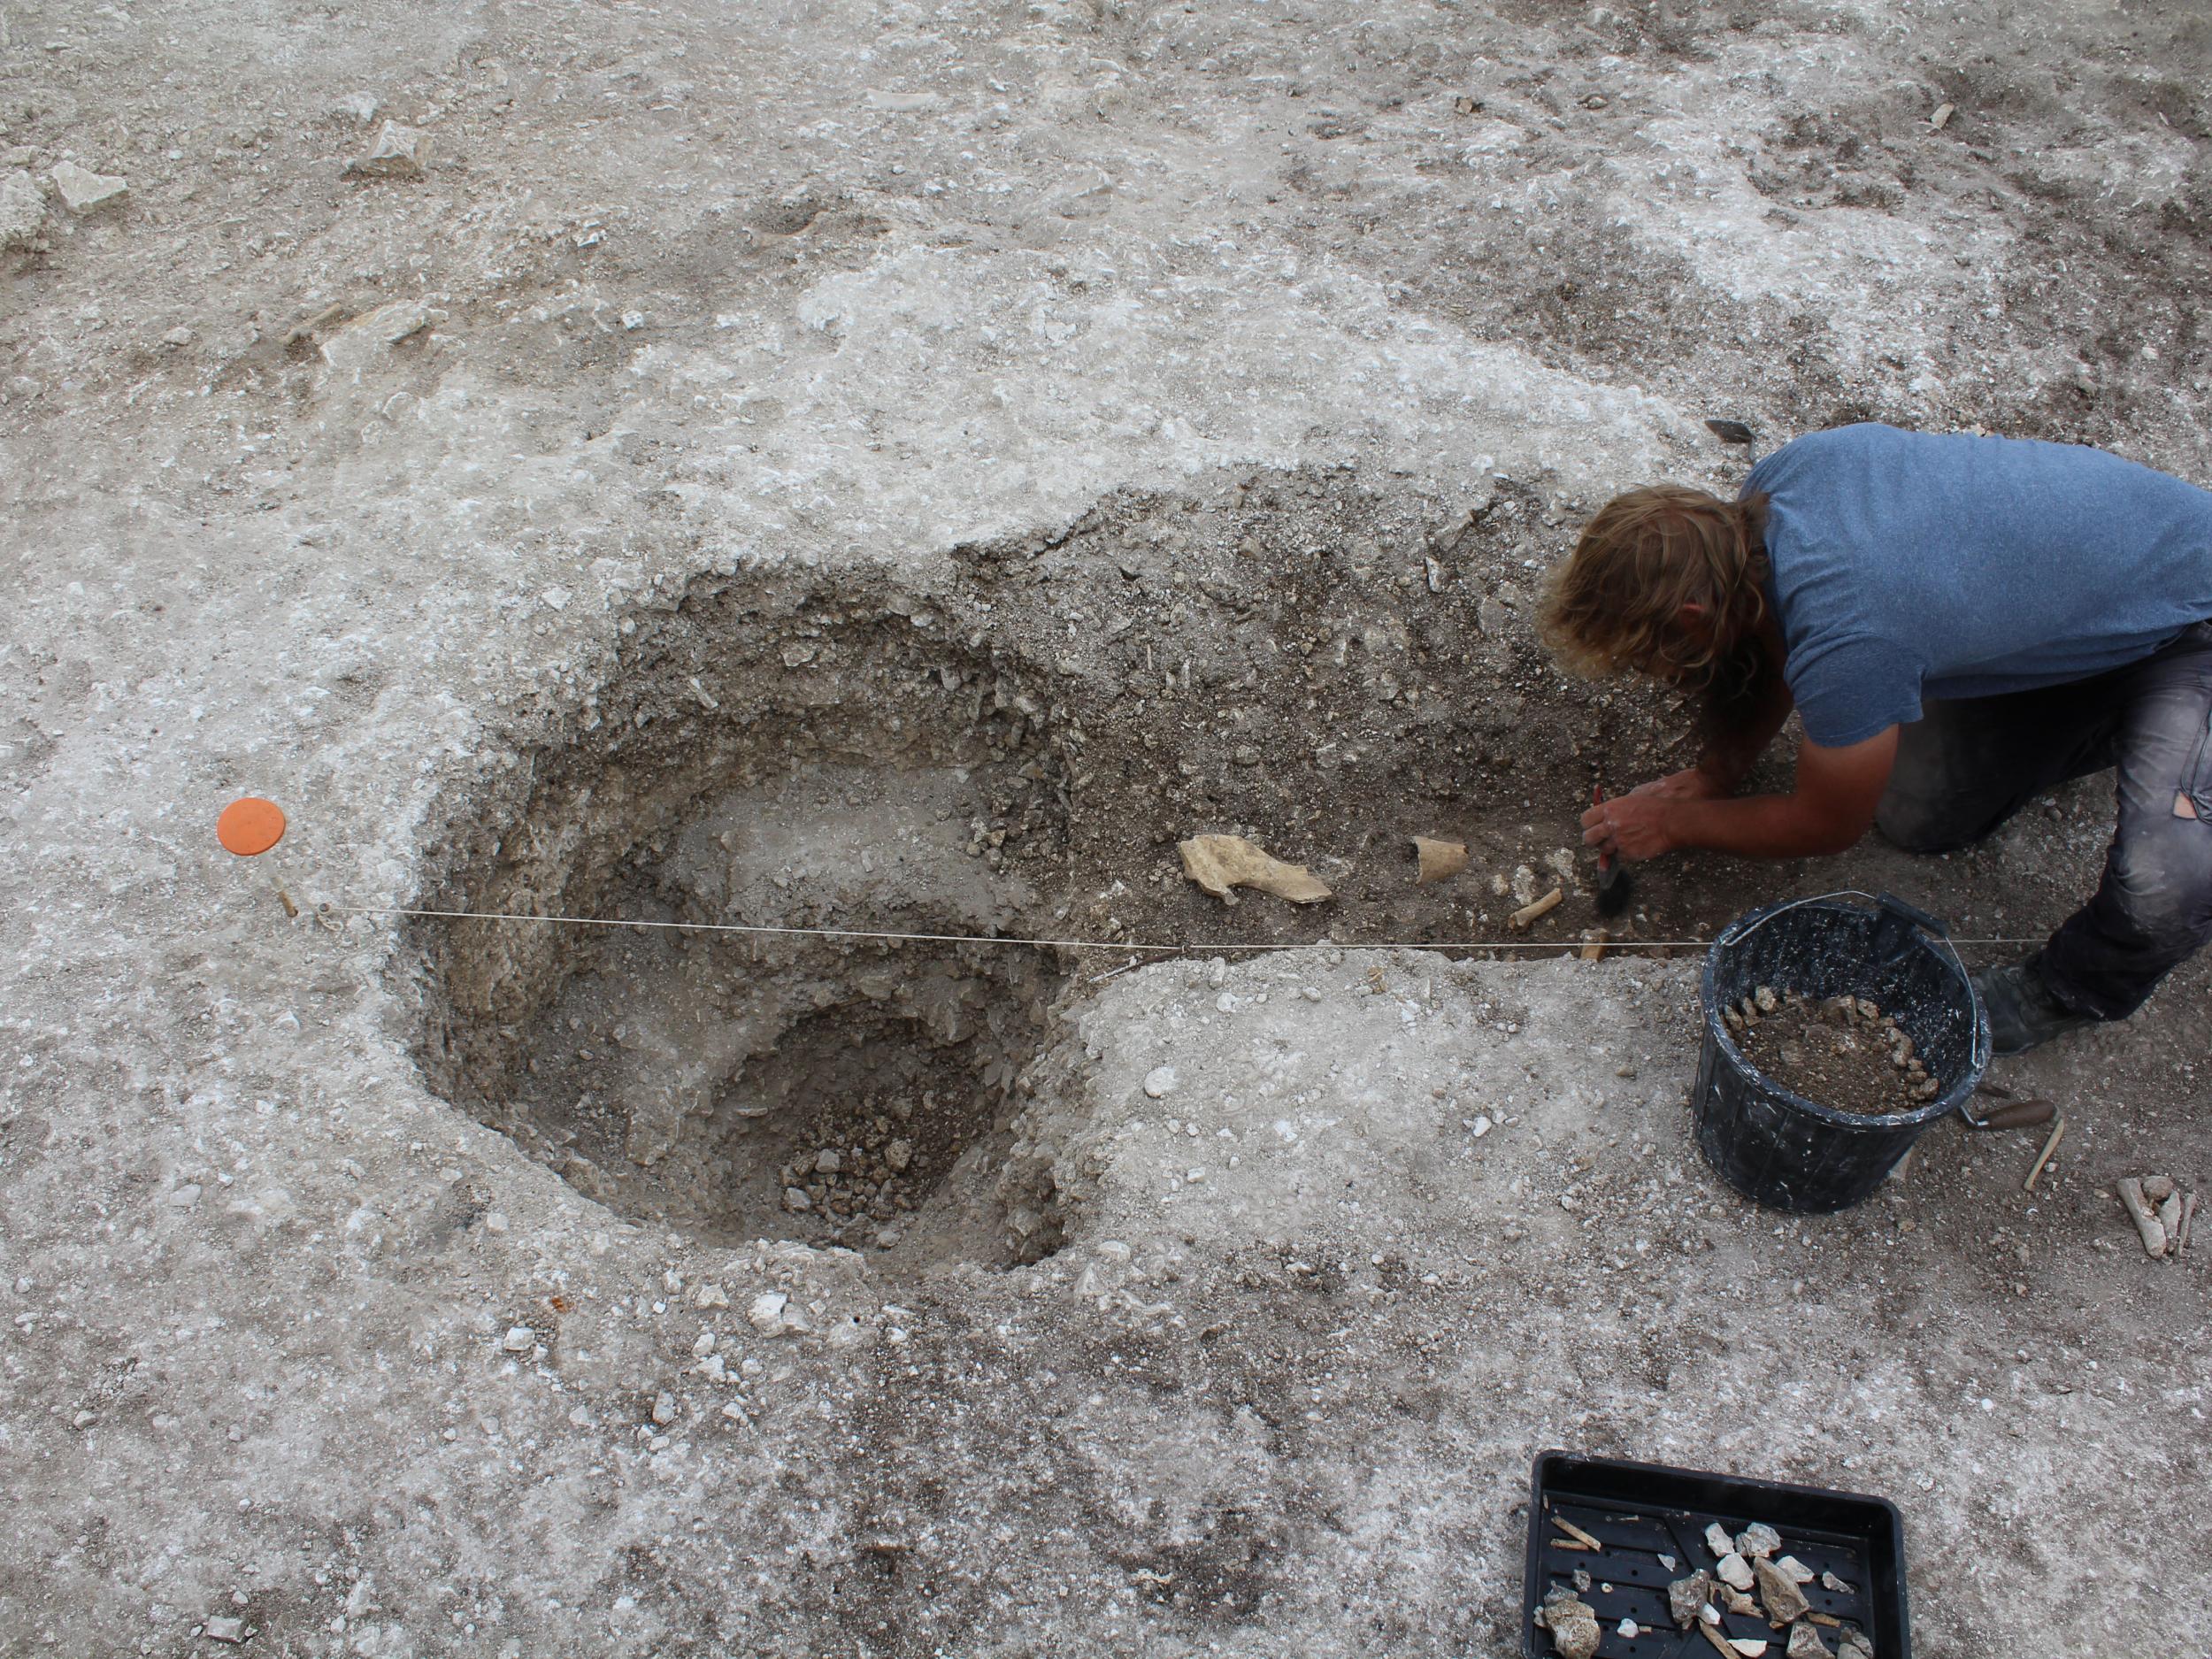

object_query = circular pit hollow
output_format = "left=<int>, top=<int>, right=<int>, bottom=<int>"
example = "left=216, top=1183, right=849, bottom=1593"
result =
left=412, top=571, right=1077, bottom=1270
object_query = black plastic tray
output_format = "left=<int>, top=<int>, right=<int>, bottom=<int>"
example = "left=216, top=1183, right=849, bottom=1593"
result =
left=1523, top=1450, right=1909, bottom=1658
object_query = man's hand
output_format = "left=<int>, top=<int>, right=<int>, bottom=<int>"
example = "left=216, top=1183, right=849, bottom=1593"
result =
left=1595, top=728, right=1900, bottom=863
left=1583, top=768, right=1732, bottom=862
left=1582, top=793, right=1678, bottom=862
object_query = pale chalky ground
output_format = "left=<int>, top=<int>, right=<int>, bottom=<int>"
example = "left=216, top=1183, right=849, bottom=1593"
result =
left=3, top=1, right=2208, bottom=1653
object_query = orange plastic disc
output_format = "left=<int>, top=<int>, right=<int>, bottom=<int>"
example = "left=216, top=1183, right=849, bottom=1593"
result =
left=218, top=797, right=288, bottom=856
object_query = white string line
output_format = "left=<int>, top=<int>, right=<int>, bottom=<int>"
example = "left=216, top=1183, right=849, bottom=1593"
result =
left=317, top=902, right=2046, bottom=956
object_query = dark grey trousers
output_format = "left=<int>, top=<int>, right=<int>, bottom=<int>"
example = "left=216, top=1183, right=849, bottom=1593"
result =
left=1873, top=621, right=2212, bottom=1019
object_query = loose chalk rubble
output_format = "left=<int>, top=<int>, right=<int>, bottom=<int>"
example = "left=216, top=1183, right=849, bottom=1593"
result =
left=0, top=170, right=43, bottom=250
left=343, top=119, right=428, bottom=180
left=319, top=298, right=437, bottom=377
left=50, top=160, right=128, bottom=213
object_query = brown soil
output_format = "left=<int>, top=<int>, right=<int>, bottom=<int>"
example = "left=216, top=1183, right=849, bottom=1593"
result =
left=1732, top=991, right=1940, bottom=1117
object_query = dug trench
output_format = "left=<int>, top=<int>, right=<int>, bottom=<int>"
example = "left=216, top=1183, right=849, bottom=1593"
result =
left=407, top=466, right=2111, bottom=1270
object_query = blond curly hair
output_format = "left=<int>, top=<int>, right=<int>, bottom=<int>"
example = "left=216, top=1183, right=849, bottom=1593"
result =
left=1540, top=485, right=1771, bottom=686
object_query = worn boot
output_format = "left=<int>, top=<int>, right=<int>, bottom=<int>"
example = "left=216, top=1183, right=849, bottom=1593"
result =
left=1971, top=958, right=2099, bottom=1056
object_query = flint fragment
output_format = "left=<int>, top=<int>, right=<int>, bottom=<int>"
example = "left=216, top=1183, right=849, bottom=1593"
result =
left=1756, top=1557, right=1811, bottom=1624
left=1670, top=1571, right=1714, bottom=1629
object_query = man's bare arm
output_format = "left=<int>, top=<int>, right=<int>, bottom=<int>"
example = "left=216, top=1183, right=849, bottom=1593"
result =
left=1586, top=727, right=1899, bottom=861
left=1629, top=652, right=1796, bottom=803
left=1696, top=665, right=1798, bottom=795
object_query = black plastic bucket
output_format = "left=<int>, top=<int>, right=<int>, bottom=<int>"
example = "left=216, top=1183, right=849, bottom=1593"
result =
left=1694, top=891, right=1989, bottom=1213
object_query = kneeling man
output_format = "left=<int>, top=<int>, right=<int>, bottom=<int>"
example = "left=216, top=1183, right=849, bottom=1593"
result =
left=1545, top=421, right=2212, bottom=1054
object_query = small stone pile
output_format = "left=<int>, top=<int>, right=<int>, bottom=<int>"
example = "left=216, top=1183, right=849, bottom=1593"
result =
left=1663, top=1522, right=1873, bottom=1659
left=1727, top=986, right=1941, bottom=1115
left=1541, top=1518, right=1878, bottom=1659
left=779, top=1095, right=922, bottom=1243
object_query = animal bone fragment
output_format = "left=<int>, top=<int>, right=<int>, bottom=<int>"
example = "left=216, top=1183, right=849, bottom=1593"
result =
left=1704, top=1523, right=1737, bottom=1558
left=1717, top=1553, right=1755, bottom=1592
left=2142, top=1174, right=2176, bottom=1202
left=1541, top=1588, right=1601, bottom=1659
left=1736, top=1523, right=1781, bottom=1559
left=1787, top=1624, right=1835, bottom=1659
left=2156, top=1191, right=2184, bottom=1245
left=1553, top=1517, right=1605, bottom=1551
left=1410, top=835, right=1468, bottom=884
left=1837, top=1628, right=1874, bottom=1659
left=1774, top=1555, right=1815, bottom=1586
left=1508, top=887, right=1563, bottom=929
left=1178, top=834, right=1332, bottom=905
left=2117, top=1178, right=2169, bottom=1257
left=319, top=298, right=435, bottom=375
left=1818, top=1571, right=1853, bottom=1595
left=1755, top=1557, right=1811, bottom=1624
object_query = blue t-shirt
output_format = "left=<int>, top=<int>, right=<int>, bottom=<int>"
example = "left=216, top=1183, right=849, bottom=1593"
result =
left=1742, top=424, right=2212, bottom=747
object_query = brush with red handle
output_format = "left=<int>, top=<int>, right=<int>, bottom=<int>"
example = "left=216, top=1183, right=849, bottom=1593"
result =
left=1592, top=782, right=1632, bottom=919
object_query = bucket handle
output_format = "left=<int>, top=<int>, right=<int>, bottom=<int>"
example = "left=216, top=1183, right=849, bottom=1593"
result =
left=1721, top=888, right=1989, bottom=1074
left=1719, top=887, right=1886, bottom=949
left=1871, top=891, right=1947, bottom=941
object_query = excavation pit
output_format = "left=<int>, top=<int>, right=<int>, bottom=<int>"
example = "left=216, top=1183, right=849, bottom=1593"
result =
left=412, top=572, right=1078, bottom=1270
left=470, top=923, right=1066, bottom=1265
left=409, top=469, right=1909, bottom=1266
